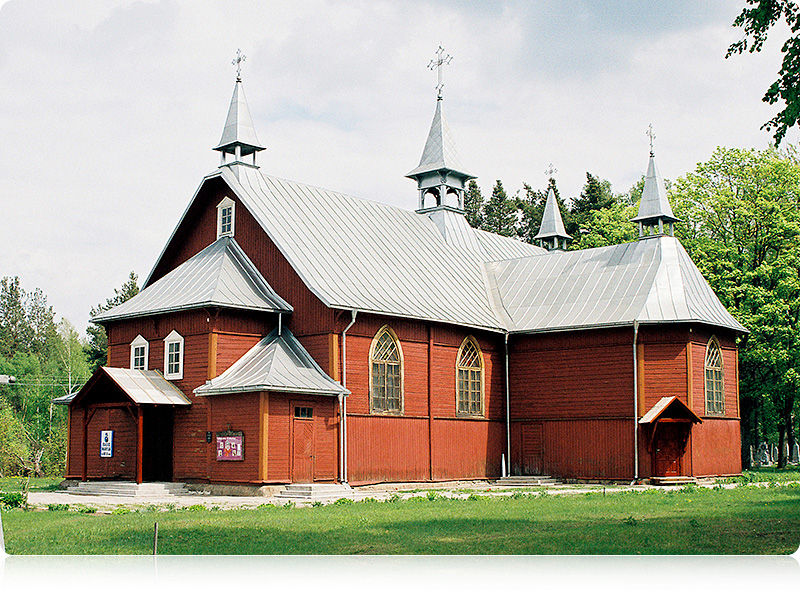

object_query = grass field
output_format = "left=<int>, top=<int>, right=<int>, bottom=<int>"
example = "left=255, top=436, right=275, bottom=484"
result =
left=3, top=482, right=800, bottom=555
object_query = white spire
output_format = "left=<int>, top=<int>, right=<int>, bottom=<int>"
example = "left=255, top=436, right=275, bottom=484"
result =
left=632, top=127, right=679, bottom=238
left=534, top=186, right=571, bottom=251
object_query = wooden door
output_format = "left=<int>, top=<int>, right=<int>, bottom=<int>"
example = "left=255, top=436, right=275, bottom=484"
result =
left=292, top=404, right=315, bottom=483
left=521, top=422, right=544, bottom=475
left=654, top=423, right=684, bottom=477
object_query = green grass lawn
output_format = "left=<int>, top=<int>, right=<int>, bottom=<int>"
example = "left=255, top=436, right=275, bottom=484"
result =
left=3, top=483, right=800, bottom=555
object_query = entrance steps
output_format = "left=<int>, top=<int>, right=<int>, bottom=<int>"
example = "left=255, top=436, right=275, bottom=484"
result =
left=493, top=475, right=561, bottom=487
left=65, top=481, right=188, bottom=497
left=276, top=483, right=354, bottom=502
left=650, top=476, right=697, bottom=486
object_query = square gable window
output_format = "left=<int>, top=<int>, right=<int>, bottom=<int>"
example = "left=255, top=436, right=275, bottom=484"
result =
left=163, top=330, right=184, bottom=380
left=130, top=335, right=149, bottom=371
left=217, top=196, right=236, bottom=238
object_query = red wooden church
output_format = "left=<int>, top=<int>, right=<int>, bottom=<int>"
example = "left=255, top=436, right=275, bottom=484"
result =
left=58, top=58, right=746, bottom=489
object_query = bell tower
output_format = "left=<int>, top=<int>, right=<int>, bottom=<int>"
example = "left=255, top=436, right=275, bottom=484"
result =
left=406, top=46, right=475, bottom=213
left=632, top=125, right=679, bottom=238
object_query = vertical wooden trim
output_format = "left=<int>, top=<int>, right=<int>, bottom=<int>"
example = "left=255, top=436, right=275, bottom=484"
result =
left=82, top=407, right=88, bottom=481
left=259, top=392, right=269, bottom=481
left=329, top=333, right=340, bottom=381
left=65, top=408, right=71, bottom=476
left=206, top=396, right=213, bottom=480
left=734, top=348, right=740, bottom=417
left=636, top=342, right=646, bottom=418
left=686, top=342, right=693, bottom=411
left=428, top=324, right=434, bottom=481
left=136, top=406, right=144, bottom=484
left=208, top=332, right=218, bottom=380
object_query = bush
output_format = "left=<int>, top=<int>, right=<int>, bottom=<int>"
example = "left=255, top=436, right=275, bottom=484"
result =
left=1, top=491, right=25, bottom=508
left=47, top=503, right=69, bottom=511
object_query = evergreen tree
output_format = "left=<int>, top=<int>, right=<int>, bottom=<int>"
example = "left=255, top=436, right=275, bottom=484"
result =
left=464, top=180, right=484, bottom=229
left=570, top=173, right=615, bottom=235
left=85, top=271, right=140, bottom=371
left=483, top=180, right=517, bottom=237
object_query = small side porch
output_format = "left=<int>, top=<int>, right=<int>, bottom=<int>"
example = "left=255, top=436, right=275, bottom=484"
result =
left=56, top=367, right=191, bottom=484
left=640, top=396, right=703, bottom=480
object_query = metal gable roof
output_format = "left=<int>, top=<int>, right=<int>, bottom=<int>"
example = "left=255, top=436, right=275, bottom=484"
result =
left=487, top=235, right=746, bottom=334
left=219, top=165, right=509, bottom=331
left=94, top=236, right=291, bottom=323
left=61, top=367, right=191, bottom=407
left=194, top=328, right=348, bottom=397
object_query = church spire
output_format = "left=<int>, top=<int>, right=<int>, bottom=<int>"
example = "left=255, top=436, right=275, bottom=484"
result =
left=214, top=50, right=265, bottom=168
left=631, top=125, right=679, bottom=238
left=534, top=174, right=572, bottom=250
left=406, top=46, right=475, bottom=213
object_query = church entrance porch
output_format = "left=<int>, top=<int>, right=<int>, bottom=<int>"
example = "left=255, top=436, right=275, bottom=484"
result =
left=58, top=367, right=191, bottom=484
left=639, top=396, right=702, bottom=479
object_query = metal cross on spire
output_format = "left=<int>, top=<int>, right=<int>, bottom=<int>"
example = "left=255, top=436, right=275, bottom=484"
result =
left=646, top=124, right=656, bottom=156
left=232, top=49, right=246, bottom=82
left=545, top=163, right=558, bottom=178
left=428, top=45, right=452, bottom=99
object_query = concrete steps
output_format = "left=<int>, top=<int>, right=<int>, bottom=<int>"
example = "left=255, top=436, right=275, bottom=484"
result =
left=493, top=475, right=561, bottom=487
left=650, top=476, right=697, bottom=486
left=65, top=481, right=188, bottom=497
left=275, top=483, right=354, bottom=502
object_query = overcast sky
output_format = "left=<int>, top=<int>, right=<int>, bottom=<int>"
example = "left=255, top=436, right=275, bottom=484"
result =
left=0, top=0, right=795, bottom=335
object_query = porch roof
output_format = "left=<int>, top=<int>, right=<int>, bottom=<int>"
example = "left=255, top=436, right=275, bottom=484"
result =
left=194, top=327, right=348, bottom=397
left=60, top=367, right=192, bottom=407
left=639, top=396, right=702, bottom=424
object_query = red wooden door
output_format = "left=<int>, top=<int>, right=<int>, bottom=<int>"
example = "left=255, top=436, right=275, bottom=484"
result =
left=292, top=405, right=315, bottom=483
left=521, top=422, right=544, bottom=475
left=654, top=424, right=683, bottom=477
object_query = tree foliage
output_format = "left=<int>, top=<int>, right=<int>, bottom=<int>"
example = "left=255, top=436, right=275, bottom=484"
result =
left=727, top=0, right=800, bottom=144
left=85, top=271, right=140, bottom=371
left=671, top=146, right=800, bottom=467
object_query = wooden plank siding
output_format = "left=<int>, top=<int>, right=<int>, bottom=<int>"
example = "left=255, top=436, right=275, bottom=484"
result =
left=146, top=178, right=333, bottom=338
left=207, top=393, right=260, bottom=484
left=341, top=312, right=506, bottom=484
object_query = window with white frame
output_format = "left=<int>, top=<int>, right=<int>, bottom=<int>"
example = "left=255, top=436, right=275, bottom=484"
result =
left=704, top=337, right=724, bottom=415
left=163, top=330, right=184, bottom=380
left=130, top=335, right=149, bottom=371
left=217, top=196, right=235, bottom=238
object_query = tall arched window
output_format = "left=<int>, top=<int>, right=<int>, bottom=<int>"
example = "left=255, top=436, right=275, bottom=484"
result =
left=457, top=336, right=484, bottom=416
left=704, top=337, right=724, bottom=415
left=370, top=326, right=403, bottom=414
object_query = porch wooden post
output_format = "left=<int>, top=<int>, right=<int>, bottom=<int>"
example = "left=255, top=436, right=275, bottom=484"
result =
left=82, top=406, right=88, bottom=481
left=136, top=406, right=144, bottom=484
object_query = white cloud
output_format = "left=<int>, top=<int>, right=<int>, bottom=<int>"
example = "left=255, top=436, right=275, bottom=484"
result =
left=0, top=0, right=793, bottom=333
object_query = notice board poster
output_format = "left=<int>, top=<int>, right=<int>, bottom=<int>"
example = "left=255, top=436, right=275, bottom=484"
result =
left=100, top=430, right=113, bottom=458
left=216, top=432, right=244, bottom=461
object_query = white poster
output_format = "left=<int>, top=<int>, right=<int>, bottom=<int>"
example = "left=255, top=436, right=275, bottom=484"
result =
left=100, top=430, right=113, bottom=458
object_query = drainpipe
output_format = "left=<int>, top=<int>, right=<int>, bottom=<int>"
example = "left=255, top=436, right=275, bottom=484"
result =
left=340, top=310, right=357, bottom=485
left=633, top=320, right=640, bottom=483
left=278, top=313, right=282, bottom=336
left=504, top=332, right=511, bottom=477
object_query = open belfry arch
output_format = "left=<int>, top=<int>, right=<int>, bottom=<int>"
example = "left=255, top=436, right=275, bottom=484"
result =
left=57, top=50, right=746, bottom=489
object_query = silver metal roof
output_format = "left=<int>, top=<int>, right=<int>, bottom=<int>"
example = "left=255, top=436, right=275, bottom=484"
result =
left=487, top=235, right=747, bottom=334
left=406, top=99, right=473, bottom=180
left=56, top=368, right=192, bottom=406
left=632, top=154, right=679, bottom=223
left=214, top=80, right=265, bottom=156
left=534, top=186, right=572, bottom=240
left=194, top=328, right=349, bottom=397
left=94, top=236, right=291, bottom=323
left=212, top=166, right=516, bottom=332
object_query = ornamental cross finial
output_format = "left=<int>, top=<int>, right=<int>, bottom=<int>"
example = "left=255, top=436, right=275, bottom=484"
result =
left=232, top=49, right=246, bottom=81
left=647, top=124, right=656, bottom=156
left=428, top=45, right=452, bottom=99
left=545, top=163, right=558, bottom=178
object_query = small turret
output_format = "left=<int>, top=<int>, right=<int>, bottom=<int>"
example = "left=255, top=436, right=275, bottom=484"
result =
left=214, top=50, right=265, bottom=168
left=534, top=186, right=571, bottom=251
left=407, top=46, right=475, bottom=213
left=632, top=125, right=679, bottom=238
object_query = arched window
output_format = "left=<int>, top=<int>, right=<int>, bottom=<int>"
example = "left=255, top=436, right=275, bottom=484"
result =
left=370, top=326, right=403, bottom=414
left=457, top=336, right=484, bottom=416
left=704, top=337, right=724, bottom=415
